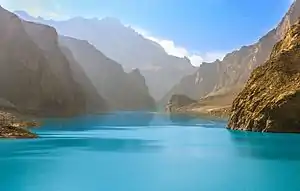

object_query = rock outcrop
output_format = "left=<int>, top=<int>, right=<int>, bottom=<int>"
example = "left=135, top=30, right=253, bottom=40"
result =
left=0, top=111, right=37, bottom=138
left=0, top=6, right=94, bottom=116
left=59, top=36, right=156, bottom=111
left=228, top=20, right=300, bottom=133
left=161, top=0, right=300, bottom=108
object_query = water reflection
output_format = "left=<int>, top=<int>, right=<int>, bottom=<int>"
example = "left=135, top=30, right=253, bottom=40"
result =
left=0, top=137, right=162, bottom=159
left=40, top=112, right=154, bottom=131
left=168, top=113, right=226, bottom=128
left=228, top=130, right=300, bottom=161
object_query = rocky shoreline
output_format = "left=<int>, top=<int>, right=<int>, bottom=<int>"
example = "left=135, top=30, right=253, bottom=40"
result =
left=0, top=111, right=39, bottom=138
left=166, top=95, right=231, bottom=119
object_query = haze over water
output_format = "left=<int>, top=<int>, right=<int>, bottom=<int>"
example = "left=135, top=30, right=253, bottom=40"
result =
left=0, top=112, right=300, bottom=191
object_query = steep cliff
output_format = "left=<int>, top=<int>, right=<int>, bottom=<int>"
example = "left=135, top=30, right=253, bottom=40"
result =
left=163, top=0, right=300, bottom=108
left=228, top=20, right=300, bottom=133
left=59, top=36, right=155, bottom=111
left=0, top=6, right=89, bottom=116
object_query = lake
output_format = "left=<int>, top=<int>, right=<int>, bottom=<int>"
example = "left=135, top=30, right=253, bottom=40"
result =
left=0, top=112, right=300, bottom=191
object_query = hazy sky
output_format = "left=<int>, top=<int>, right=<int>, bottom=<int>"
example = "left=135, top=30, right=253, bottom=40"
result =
left=0, top=0, right=294, bottom=66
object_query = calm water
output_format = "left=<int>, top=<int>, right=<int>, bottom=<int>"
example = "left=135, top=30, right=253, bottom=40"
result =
left=0, top=112, right=300, bottom=191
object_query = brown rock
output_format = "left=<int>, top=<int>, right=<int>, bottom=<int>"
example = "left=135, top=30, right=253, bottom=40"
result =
left=0, top=111, right=37, bottom=138
left=228, top=20, right=300, bottom=133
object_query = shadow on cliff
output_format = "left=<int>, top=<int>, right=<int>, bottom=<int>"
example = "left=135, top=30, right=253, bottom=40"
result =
left=228, top=130, right=300, bottom=161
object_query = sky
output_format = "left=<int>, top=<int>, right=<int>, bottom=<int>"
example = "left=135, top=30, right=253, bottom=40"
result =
left=0, top=0, right=294, bottom=66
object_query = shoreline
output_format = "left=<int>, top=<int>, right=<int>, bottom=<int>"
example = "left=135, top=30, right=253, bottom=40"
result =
left=0, top=110, right=39, bottom=138
left=167, top=104, right=231, bottom=120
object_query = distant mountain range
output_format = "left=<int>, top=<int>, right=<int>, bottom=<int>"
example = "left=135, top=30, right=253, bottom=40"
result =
left=161, top=0, right=300, bottom=108
left=0, top=6, right=155, bottom=115
left=59, top=36, right=155, bottom=110
left=14, top=11, right=196, bottom=100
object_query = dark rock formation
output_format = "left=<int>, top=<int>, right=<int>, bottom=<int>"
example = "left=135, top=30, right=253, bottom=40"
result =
left=0, top=111, right=37, bottom=138
left=228, top=20, right=300, bottom=133
left=14, top=12, right=196, bottom=100
left=59, top=36, right=156, bottom=111
left=0, top=6, right=92, bottom=116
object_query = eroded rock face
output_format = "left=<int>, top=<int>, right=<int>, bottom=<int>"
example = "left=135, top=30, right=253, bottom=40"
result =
left=228, top=20, right=300, bottom=133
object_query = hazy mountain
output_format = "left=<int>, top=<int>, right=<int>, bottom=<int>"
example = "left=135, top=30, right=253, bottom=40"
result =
left=14, top=11, right=196, bottom=100
left=59, top=46, right=108, bottom=113
left=161, top=0, right=300, bottom=107
left=229, top=19, right=300, bottom=133
left=0, top=6, right=92, bottom=116
left=59, top=36, right=156, bottom=111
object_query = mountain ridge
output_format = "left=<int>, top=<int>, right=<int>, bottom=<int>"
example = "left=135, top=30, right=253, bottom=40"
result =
left=0, top=6, right=91, bottom=116
left=162, top=0, right=300, bottom=109
left=228, top=19, right=300, bottom=133
left=59, top=36, right=156, bottom=111
left=14, top=11, right=196, bottom=100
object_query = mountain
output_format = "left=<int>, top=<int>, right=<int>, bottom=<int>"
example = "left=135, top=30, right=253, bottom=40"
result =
left=229, top=19, right=300, bottom=133
left=59, top=36, right=156, bottom=111
left=14, top=11, right=196, bottom=100
left=0, top=6, right=104, bottom=116
left=161, top=0, right=300, bottom=108
left=59, top=46, right=108, bottom=113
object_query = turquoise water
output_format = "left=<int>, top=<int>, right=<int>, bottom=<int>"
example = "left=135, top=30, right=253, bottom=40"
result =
left=0, top=112, right=300, bottom=191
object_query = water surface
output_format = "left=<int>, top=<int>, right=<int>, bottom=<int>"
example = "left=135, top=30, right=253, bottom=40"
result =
left=0, top=112, right=300, bottom=191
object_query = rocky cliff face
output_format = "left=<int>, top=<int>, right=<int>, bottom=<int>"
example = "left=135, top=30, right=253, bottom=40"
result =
left=59, top=36, right=155, bottom=111
left=14, top=12, right=196, bottom=100
left=162, top=0, right=300, bottom=107
left=228, top=20, right=300, bottom=133
left=0, top=7, right=90, bottom=116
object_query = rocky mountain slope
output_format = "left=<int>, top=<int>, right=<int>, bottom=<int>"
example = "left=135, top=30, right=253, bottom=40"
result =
left=14, top=12, right=196, bottom=100
left=59, top=36, right=156, bottom=111
left=162, top=0, right=300, bottom=108
left=0, top=6, right=95, bottom=116
left=228, top=19, right=300, bottom=133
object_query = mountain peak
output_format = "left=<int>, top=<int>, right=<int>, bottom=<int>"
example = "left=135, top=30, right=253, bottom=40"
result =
left=100, top=17, right=123, bottom=26
left=14, top=10, right=36, bottom=20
